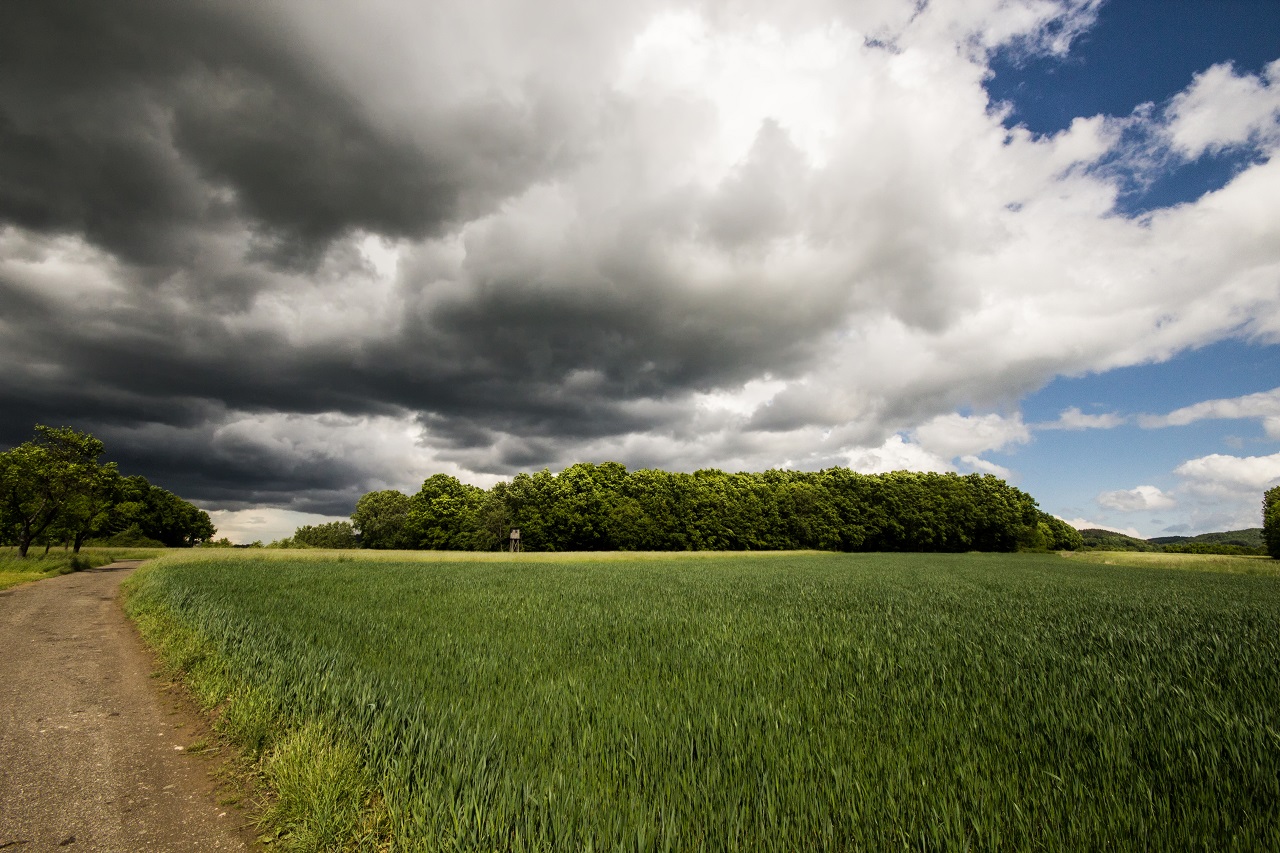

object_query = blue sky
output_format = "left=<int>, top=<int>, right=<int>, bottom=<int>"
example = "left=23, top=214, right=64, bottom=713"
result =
left=3, top=0, right=1279, bottom=542
left=979, top=1, right=1280, bottom=535
left=989, top=0, right=1280, bottom=215
left=989, top=0, right=1280, bottom=217
left=994, top=340, right=1280, bottom=535
left=989, top=1, right=1280, bottom=133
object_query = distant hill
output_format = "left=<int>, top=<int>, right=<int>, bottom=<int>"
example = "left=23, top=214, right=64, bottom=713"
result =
left=1080, top=527, right=1265, bottom=555
left=1147, top=528, right=1264, bottom=549
left=1078, top=529, right=1159, bottom=552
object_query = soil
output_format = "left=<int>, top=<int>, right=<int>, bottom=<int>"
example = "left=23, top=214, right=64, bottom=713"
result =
left=0, top=562, right=262, bottom=852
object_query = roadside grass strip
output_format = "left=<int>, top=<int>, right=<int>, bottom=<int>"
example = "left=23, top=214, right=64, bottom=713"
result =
left=123, top=551, right=1280, bottom=851
left=0, top=547, right=165, bottom=590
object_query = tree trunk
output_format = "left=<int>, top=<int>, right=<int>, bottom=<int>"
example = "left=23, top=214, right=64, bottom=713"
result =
left=73, top=529, right=85, bottom=554
left=17, top=521, right=31, bottom=558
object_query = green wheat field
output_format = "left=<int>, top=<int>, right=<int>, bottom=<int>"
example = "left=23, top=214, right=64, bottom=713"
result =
left=123, top=551, right=1280, bottom=851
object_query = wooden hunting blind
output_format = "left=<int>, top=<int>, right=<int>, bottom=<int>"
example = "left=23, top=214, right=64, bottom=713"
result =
left=509, top=528, right=521, bottom=552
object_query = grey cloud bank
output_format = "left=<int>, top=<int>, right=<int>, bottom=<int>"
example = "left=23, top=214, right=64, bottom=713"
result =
left=1, top=0, right=1278, bottom=523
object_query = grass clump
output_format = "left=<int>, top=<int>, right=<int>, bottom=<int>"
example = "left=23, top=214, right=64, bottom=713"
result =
left=261, top=723, right=380, bottom=852
left=124, top=550, right=1280, bottom=851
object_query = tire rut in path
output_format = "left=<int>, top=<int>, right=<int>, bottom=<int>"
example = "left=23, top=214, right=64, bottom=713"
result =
left=0, top=562, right=260, bottom=852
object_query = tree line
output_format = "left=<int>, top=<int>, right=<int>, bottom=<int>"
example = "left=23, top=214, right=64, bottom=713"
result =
left=0, top=425, right=216, bottom=556
left=338, top=463, right=1083, bottom=553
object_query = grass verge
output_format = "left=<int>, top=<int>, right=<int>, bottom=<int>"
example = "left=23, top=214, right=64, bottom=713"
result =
left=0, top=546, right=166, bottom=591
left=124, top=562, right=383, bottom=851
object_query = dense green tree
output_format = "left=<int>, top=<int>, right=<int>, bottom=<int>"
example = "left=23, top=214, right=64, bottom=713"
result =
left=0, top=425, right=107, bottom=557
left=407, top=474, right=492, bottom=550
left=502, top=470, right=560, bottom=551
left=142, top=482, right=215, bottom=546
left=538, top=463, right=628, bottom=551
left=478, top=484, right=514, bottom=550
left=1265, top=486, right=1280, bottom=559
left=53, top=464, right=124, bottom=552
left=0, top=426, right=214, bottom=554
left=1077, top=528, right=1159, bottom=552
left=349, top=464, right=1067, bottom=554
left=351, top=490, right=414, bottom=549
left=619, top=468, right=693, bottom=550
left=100, top=475, right=215, bottom=547
left=1037, top=513, right=1085, bottom=551
left=290, top=521, right=359, bottom=549
left=88, top=524, right=168, bottom=548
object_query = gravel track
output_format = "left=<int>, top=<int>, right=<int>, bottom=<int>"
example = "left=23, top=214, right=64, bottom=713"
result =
left=0, top=562, right=259, bottom=852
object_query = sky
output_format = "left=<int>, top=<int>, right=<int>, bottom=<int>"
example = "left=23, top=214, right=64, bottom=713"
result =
left=1, top=0, right=1278, bottom=544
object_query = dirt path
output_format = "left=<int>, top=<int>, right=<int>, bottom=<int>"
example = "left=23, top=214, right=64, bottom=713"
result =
left=0, top=563, right=260, bottom=852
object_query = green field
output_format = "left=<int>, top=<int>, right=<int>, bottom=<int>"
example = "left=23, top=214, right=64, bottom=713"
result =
left=123, top=551, right=1280, bottom=851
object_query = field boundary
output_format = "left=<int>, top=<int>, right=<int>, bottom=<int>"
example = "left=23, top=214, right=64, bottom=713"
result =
left=123, top=560, right=387, bottom=850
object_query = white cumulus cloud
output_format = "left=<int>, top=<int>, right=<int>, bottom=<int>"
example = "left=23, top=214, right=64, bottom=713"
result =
left=1097, top=485, right=1177, bottom=512
left=911, top=412, right=1030, bottom=459
left=1163, top=60, right=1280, bottom=159
left=1140, top=387, right=1280, bottom=438
left=843, top=435, right=953, bottom=475
left=3, top=0, right=1280, bottom=517
left=1168, top=451, right=1280, bottom=531
left=1175, top=451, right=1280, bottom=495
left=1039, top=406, right=1127, bottom=430
left=1063, top=518, right=1145, bottom=538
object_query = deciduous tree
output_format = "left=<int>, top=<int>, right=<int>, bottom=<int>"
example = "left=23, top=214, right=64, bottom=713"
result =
left=1264, top=486, right=1280, bottom=559
left=291, top=521, right=359, bottom=549
left=0, top=425, right=106, bottom=557
left=351, top=489, right=413, bottom=549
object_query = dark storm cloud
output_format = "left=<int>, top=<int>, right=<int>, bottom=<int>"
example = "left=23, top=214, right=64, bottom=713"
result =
left=0, top=0, right=650, bottom=482
left=1, top=0, right=777, bottom=507
left=102, top=423, right=375, bottom=516
left=0, top=0, right=893, bottom=508
left=0, top=0, right=568, bottom=266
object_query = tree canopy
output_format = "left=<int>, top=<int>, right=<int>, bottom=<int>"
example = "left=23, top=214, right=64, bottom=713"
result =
left=0, top=425, right=109, bottom=557
left=278, top=521, right=360, bottom=549
left=350, top=464, right=1079, bottom=553
left=0, top=425, right=214, bottom=554
left=351, top=490, right=414, bottom=550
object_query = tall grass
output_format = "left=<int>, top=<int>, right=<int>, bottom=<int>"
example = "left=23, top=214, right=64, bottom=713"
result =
left=124, top=551, right=1280, bottom=851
